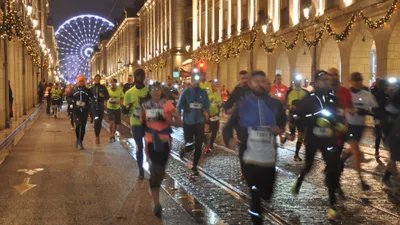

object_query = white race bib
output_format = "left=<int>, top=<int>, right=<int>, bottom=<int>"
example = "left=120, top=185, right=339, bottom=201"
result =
left=210, top=116, right=220, bottom=122
left=313, top=127, right=333, bottom=137
left=133, top=108, right=141, bottom=117
left=146, top=109, right=164, bottom=119
left=109, top=98, right=117, bottom=104
left=244, top=126, right=276, bottom=166
left=76, top=101, right=86, bottom=107
left=190, top=103, right=202, bottom=109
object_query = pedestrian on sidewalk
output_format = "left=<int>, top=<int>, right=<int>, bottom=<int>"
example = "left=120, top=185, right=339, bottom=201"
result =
left=140, top=81, right=183, bottom=217
left=68, top=75, right=93, bottom=150
left=38, top=80, right=45, bottom=103
left=123, top=69, right=149, bottom=180
left=45, top=83, right=53, bottom=116
left=176, top=71, right=210, bottom=176
left=91, top=74, right=109, bottom=144
left=107, top=78, right=124, bottom=143
left=223, top=71, right=286, bottom=225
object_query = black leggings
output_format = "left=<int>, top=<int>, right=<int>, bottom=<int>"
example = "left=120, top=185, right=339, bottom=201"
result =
left=74, top=110, right=89, bottom=142
left=243, top=164, right=275, bottom=222
left=183, top=123, right=205, bottom=168
left=92, top=107, right=104, bottom=137
left=147, top=142, right=170, bottom=189
left=374, top=124, right=384, bottom=154
left=208, top=120, right=220, bottom=148
left=298, top=144, right=341, bottom=206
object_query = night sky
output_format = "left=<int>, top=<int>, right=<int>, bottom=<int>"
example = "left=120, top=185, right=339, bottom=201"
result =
left=49, top=0, right=135, bottom=29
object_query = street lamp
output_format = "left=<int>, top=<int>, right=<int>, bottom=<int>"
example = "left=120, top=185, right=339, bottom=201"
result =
left=26, top=3, right=33, bottom=16
left=185, top=44, right=191, bottom=52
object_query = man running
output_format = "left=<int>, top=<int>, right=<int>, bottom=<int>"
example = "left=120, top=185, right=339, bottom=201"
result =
left=91, top=74, right=110, bottom=144
left=123, top=74, right=135, bottom=93
left=107, top=78, right=124, bottom=142
left=50, top=83, right=63, bottom=118
left=285, top=76, right=309, bottom=161
left=205, top=80, right=222, bottom=153
left=68, top=75, right=93, bottom=150
left=124, top=69, right=149, bottom=180
left=163, top=76, right=179, bottom=106
left=291, top=71, right=347, bottom=220
left=223, top=70, right=249, bottom=114
left=176, top=72, right=210, bottom=176
left=271, top=74, right=288, bottom=104
left=341, top=72, right=378, bottom=191
left=223, top=71, right=286, bottom=225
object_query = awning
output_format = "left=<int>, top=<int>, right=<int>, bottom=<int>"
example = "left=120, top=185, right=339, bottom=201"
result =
left=180, top=59, right=192, bottom=77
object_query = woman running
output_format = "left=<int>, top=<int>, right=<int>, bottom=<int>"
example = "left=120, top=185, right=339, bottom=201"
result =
left=141, top=82, right=183, bottom=217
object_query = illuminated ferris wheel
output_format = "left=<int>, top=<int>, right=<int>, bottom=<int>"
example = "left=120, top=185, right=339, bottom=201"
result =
left=55, top=15, right=114, bottom=82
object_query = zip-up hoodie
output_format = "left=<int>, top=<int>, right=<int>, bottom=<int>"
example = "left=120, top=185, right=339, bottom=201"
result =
left=176, top=86, right=210, bottom=125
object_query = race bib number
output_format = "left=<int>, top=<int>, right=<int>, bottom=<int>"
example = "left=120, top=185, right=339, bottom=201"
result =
left=76, top=101, right=86, bottom=107
left=109, top=98, right=117, bottom=104
left=244, top=126, right=276, bottom=166
left=210, top=116, right=220, bottom=122
left=146, top=109, right=164, bottom=119
left=133, top=108, right=141, bottom=117
left=190, top=103, right=202, bottom=109
left=313, top=127, right=333, bottom=137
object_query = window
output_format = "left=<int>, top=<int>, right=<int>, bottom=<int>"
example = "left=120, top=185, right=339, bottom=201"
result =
left=280, top=0, right=289, bottom=28
left=136, top=26, right=140, bottom=38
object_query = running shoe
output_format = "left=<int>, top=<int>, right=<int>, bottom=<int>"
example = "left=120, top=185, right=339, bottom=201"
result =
left=153, top=203, right=162, bottom=217
left=78, top=141, right=84, bottom=150
left=327, top=207, right=338, bottom=220
left=96, top=137, right=100, bottom=145
left=109, top=136, right=114, bottom=143
left=293, top=154, right=302, bottom=162
left=291, top=178, right=302, bottom=196
left=75, top=140, right=79, bottom=148
left=191, top=167, right=199, bottom=176
left=204, top=146, right=212, bottom=154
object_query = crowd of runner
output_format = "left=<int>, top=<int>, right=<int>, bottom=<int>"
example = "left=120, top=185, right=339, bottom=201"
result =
left=41, top=67, right=400, bottom=224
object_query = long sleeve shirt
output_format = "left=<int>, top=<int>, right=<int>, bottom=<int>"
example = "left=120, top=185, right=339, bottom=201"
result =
left=176, top=87, right=210, bottom=125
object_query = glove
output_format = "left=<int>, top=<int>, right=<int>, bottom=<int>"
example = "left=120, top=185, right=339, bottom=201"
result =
left=335, top=122, right=347, bottom=133
left=316, top=117, right=331, bottom=128
left=356, top=108, right=369, bottom=116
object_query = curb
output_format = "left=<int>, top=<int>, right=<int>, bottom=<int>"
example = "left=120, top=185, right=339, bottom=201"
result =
left=0, top=104, right=43, bottom=164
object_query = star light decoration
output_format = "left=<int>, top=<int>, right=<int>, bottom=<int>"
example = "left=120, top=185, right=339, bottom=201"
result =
left=55, top=15, right=114, bottom=81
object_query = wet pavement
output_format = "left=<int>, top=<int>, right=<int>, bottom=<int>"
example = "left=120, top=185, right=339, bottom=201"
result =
left=0, top=109, right=198, bottom=225
left=117, top=113, right=400, bottom=224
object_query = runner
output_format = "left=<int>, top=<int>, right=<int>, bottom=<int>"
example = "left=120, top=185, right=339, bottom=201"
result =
left=50, top=83, right=63, bottom=118
left=123, top=74, right=135, bottom=93
left=44, top=83, right=53, bottom=116
left=220, top=85, right=230, bottom=104
left=271, top=74, right=288, bottom=104
left=370, top=79, right=388, bottom=160
left=68, top=75, right=94, bottom=150
left=162, top=76, right=179, bottom=106
left=223, top=70, right=249, bottom=114
left=123, top=69, right=149, bottom=180
left=303, top=78, right=314, bottom=92
left=176, top=72, right=210, bottom=176
left=284, top=76, right=309, bottom=161
left=107, top=78, right=124, bottom=142
left=65, top=84, right=75, bottom=129
left=91, top=74, right=110, bottom=144
left=341, top=72, right=378, bottom=191
left=291, top=70, right=347, bottom=220
left=205, top=79, right=222, bottom=154
left=223, top=71, right=286, bottom=225
left=141, top=81, right=183, bottom=217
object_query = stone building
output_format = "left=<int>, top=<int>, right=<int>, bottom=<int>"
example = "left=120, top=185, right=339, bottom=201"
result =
left=0, top=0, right=58, bottom=130
left=192, top=0, right=400, bottom=91
left=138, top=0, right=192, bottom=82
left=90, top=7, right=142, bottom=85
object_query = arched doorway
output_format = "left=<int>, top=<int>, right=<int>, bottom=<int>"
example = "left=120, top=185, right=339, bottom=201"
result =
left=276, top=51, right=290, bottom=86
left=295, top=45, right=312, bottom=81
left=319, top=37, right=341, bottom=78
left=387, top=22, right=400, bottom=79
left=349, top=32, right=376, bottom=86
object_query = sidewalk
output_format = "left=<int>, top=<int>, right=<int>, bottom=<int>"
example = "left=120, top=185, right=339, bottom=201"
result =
left=0, top=108, right=197, bottom=225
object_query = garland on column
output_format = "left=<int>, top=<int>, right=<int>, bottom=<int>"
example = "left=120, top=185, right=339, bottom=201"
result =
left=0, top=0, right=25, bottom=41
left=192, top=0, right=400, bottom=62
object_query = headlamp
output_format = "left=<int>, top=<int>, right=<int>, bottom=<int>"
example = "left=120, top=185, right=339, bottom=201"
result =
left=321, top=109, right=332, bottom=117
left=161, top=82, right=165, bottom=86
left=149, top=79, right=154, bottom=85
left=193, top=68, right=199, bottom=73
left=388, top=77, right=397, bottom=84
left=174, top=84, right=179, bottom=89
left=194, top=75, right=200, bottom=81
left=295, top=74, right=302, bottom=81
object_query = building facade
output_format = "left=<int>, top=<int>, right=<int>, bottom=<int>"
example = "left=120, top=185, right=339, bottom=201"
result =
left=138, top=0, right=192, bottom=82
left=0, top=0, right=59, bottom=130
left=90, top=8, right=141, bottom=85
left=192, top=0, right=400, bottom=91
